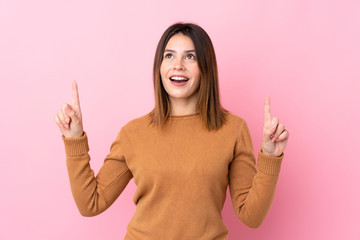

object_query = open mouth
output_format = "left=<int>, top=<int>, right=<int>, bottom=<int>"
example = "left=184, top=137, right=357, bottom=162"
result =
left=170, top=76, right=189, bottom=83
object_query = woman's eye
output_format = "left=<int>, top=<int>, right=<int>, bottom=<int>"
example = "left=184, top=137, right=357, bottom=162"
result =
left=186, top=54, right=196, bottom=60
left=164, top=53, right=173, bottom=59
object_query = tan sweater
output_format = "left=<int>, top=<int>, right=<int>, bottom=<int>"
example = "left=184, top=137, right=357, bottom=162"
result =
left=63, top=112, right=283, bottom=239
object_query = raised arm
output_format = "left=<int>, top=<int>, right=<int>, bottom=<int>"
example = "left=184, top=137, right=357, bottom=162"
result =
left=229, top=97, right=288, bottom=228
left=55, top=81, right=133, bottom=216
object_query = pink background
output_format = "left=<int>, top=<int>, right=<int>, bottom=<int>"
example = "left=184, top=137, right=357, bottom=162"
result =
left=1, top=0, right=359, bottom=239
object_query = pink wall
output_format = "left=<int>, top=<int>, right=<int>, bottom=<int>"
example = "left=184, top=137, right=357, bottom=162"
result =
left=1, top=0, right=359, bottom=239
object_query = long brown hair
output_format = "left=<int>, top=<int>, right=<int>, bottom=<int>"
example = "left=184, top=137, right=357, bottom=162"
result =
left=150, top=22, right=228, bottom=131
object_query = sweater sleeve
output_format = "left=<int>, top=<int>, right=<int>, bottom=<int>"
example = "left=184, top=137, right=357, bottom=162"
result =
left=62, top=129, right=133, bottom=217
left=228, top=121, right=283, bottom=228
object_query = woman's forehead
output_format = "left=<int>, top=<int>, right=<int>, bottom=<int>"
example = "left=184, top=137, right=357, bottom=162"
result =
left=165, top=34, right=195, bottom=51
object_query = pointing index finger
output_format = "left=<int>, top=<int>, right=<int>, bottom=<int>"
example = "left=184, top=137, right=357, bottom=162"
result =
left=264, top=96, right=271, bottom=126
left=72, top=80, right=81, bottom=111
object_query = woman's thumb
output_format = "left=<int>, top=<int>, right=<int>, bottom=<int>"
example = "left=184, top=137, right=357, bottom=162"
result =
left=64, top=104, right=76, bottom=118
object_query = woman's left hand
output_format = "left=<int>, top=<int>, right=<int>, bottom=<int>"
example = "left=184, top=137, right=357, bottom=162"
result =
left=261, top=96, right=289, bottom=157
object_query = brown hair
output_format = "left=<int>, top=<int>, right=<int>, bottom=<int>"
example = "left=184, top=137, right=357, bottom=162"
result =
left=149, top=22, right=228, bottom=131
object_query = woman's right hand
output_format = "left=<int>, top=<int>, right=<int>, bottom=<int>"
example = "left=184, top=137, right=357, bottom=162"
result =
left=55, top=80, right=84, bottom=138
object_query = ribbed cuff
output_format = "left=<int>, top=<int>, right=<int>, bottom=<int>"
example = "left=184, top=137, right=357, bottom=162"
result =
left=257, top=150, right=284, bottom=176
left=62, top=131, right=89, bottom=156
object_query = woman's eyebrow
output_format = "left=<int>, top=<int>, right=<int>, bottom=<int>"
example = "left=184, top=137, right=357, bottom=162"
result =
left=164, top=49, right=196, bottom=53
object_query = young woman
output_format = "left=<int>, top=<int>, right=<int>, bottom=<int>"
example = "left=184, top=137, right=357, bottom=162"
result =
left=55, top=23, right=289, bottom=239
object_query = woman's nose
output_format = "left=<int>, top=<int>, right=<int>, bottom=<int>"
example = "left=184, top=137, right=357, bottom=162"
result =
left=173, top=58, right=185, bottom=70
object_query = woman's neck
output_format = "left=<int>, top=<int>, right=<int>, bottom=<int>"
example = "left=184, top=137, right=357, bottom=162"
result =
left=169, top=93, right=198, bottom=116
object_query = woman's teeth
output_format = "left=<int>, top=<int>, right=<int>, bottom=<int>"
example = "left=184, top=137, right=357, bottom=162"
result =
left=170, top=77, right=189, bottom=82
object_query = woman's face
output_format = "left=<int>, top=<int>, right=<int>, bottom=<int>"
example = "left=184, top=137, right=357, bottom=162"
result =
left=160, top=33, right=201, bottom=104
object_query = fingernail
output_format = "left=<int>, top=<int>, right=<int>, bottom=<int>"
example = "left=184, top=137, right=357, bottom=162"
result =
left=66, top=118, right=70, bottom=123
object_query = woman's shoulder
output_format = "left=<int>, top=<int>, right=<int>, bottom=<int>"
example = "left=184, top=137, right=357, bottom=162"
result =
left=221, top=111, right=253, bottom=139
left=224, top=111, right=248, bottom=128
left=121, top=112, right=153, bottom=132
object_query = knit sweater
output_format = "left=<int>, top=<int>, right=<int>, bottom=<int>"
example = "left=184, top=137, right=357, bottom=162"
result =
left=62, top=112, right=283, bottom=239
